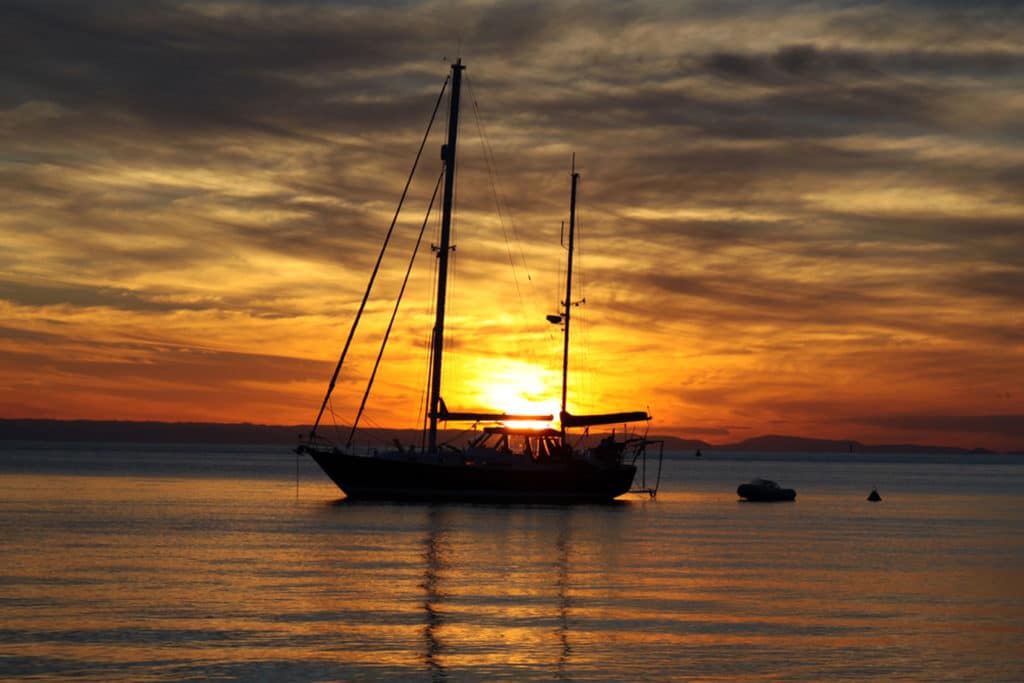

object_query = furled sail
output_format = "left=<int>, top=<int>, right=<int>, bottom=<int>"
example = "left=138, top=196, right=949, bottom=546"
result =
left=560, top=411, right=650, bottom=428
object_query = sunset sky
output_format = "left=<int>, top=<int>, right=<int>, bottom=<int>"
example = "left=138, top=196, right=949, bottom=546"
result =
left=2, top=1, right=1022, bottom=451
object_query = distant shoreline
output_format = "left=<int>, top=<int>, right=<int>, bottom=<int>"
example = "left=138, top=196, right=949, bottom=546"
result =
left=0, top=418, right=1012, bottom=454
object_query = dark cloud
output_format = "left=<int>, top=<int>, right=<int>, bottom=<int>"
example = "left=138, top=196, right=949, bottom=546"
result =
left=626, top=268, right=910, bottom=338
left=689, top=50, right=949, bottom=140
left=1, top=0, right=1021, bottom=446
left=0, top=278, right=218, bottom=313
left=950, top=267, right=1024, bottom=304
left=707, top=43, right=1024, bottom=84
left=5, top=2, right=1021, bottom=147
left=2, top=1, right=429, bottom=132
left=0, top=340, right=333, bottom=418
left=0, top=272, right=363, bottom=320
left=0, top=325, right=67, bottom=344
left=705, top=44, right=878, bottom=84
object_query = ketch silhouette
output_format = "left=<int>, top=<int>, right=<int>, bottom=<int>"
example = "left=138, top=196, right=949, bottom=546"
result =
left=296, top=60, right=661, bottom=502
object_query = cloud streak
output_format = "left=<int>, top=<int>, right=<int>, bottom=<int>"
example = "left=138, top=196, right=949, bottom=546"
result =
left=2, top=0, right=1022, bottom=450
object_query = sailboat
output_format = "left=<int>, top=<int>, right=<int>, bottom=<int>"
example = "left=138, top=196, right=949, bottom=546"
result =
left=296, top=60, right=661, bottom=502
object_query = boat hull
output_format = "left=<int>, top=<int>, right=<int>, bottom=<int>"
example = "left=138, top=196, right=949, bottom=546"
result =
left=737, top=483, right=796, bottom=502
left=304, top=448, right=637, bottom=503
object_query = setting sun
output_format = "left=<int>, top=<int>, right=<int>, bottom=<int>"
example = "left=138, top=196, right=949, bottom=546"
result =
left=470, top=361, right=561, bottom=430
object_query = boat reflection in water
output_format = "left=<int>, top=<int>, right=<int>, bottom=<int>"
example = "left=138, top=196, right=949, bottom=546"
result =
left=416, top=504, right=578, bottom=680
left=422, top=507, right=448, bottom=681
left=555, top=514, right=572, bottom=679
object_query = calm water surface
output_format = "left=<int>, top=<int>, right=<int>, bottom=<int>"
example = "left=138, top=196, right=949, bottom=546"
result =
left=1, top=443, right=1022, bottom=681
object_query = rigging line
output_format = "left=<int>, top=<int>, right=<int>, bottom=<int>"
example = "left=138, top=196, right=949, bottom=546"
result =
left=467, top=77, right=547, bottom=370
left=327, top=396, right=342, bottom=443
left=467, top=81, right=531, bottom=307
left=572, top=174, right=594, bottom=413
left=472, top=95, right=519, bottom=277
left=446, top=209, right=458, bottom=403
left=577, top=184, right=592, bottom=412
left=466, top=76, right=533, bottom=282
left=347, top=169, right=445, bottom=447
left=575, top=174, right=586, bottom=304
left=308, top=73, right=451, bottom=441
left=421, top=200, right=443, bottom=450
left=443, top=105, right=461, bottom=409
left=351, top=414, right=384, bottom=446
left=439, top=424, right=476, bottom=448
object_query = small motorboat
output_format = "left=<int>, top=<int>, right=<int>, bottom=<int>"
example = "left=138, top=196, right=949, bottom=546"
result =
left=737, top=478, right=796, bottom=502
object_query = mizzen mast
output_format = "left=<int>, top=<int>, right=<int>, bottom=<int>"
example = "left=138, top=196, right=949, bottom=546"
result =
left=550, top=159, right=650, bottom=433
left=560, top=160, right=580, bottom=438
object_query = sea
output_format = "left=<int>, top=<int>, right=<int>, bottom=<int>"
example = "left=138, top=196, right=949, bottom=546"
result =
left=1, top=442, right=1022, bottom=682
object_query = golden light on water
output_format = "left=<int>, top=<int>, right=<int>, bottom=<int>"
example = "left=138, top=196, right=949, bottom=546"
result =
left=4, top=450, right=1023, bottom=680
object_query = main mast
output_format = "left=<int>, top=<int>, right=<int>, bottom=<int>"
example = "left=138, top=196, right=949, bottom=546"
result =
left=428, top=59, right=464, bottom=453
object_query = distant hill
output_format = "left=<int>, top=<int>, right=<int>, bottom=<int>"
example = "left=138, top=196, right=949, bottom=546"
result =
left=0, top=419, right=1001, bottom=454
left=653, top=433, right=997, bottom=454
left=712, top=434, right=996, bottom=455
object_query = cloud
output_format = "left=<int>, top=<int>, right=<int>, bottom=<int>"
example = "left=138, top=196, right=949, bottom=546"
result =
left=2, top=1, right=451, bottom=134
left=0, top=277, right=220, bottom=313
left=1, top=0, right=1022, bottom=450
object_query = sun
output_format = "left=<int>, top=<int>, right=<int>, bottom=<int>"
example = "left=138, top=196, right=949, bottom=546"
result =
left=476, top=368, right=561, bottom=430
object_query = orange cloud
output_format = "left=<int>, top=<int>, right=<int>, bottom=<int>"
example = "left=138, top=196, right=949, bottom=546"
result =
left=1, top=1, right=1022, bottom=451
